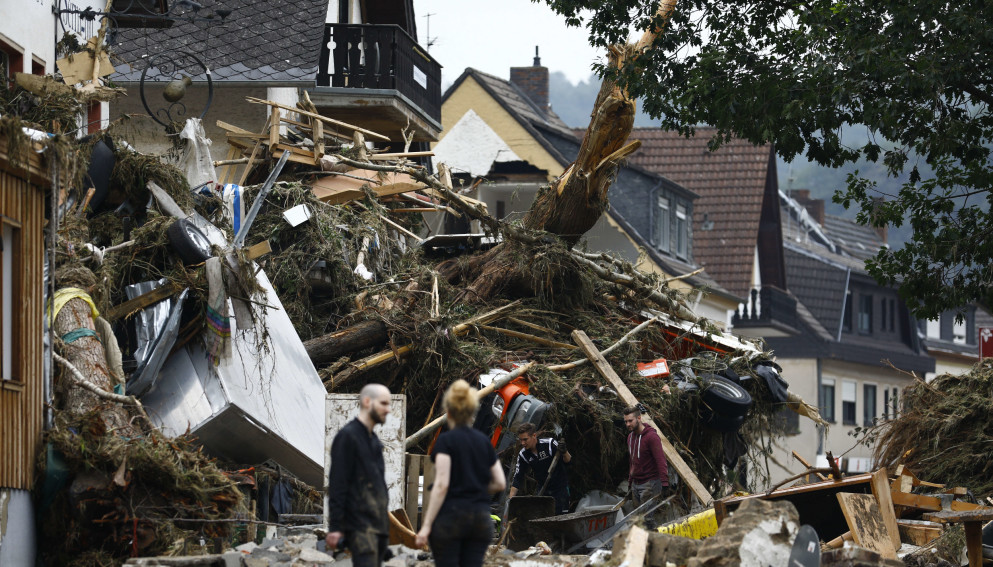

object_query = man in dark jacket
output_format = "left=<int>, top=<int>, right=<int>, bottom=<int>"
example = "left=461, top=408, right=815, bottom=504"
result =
left=509, top=423, right=572, bottom=514
left=326, top=384, right=392, bottom=567
left=624, top=405, right=669, bottom=528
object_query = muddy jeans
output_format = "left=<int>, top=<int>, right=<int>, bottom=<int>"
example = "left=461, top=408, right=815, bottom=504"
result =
left=631, top=478, right=669, bottom=529
left=428, top=507, right=493, bottom=567
left=346, top=528, right=389, bottom=567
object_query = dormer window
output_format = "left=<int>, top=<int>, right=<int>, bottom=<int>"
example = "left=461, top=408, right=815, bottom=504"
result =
left=675, top=204, right=688, bottom=259
left=655, top=196, right=670, bottom=252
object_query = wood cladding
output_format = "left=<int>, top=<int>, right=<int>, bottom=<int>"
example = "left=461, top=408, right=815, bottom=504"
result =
left=0, top=141, right=47, bottom=490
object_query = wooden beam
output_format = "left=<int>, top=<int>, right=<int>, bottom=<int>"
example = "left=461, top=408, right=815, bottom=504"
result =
left=245, top=240, right=272, bottom=261
left=614, top=525, right=649, bottom=567
left=104, top=282, right=182, bottom=322
left=890, top=491, right=984, bottom=512
left=245, top=96, right=390, bottom=141
left=571, top=330, right=712, bottom=506
left=792, top=451, right=828, bottom=481
left=369, top=151, right=435, bottom=160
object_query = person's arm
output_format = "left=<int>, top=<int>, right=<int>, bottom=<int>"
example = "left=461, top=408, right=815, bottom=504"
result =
left=509, top=451, right=528, bottom=496
left=649, top=430, right=669, bottom=483
left=488, top=459, right=507, bottom=493
left=415, top=454, right=451, bottom=548
left=554, top=439, right=572, bottom=464
left=325, top=430, right=354, bottom=549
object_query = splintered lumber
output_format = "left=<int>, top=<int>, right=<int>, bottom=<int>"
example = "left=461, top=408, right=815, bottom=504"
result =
left=924, top=509, right=993, bottom=567
left=405, top=361, right=536, bottom=449
left=870, top=468, right=901, bottom=553
left=890, top=491, right=984, bottom=512
left=311, top=169, right=428, bottom=205
left=479, top=325, right=578, bottom=350
left=793, top=451, right=829, bottom=481
left=896, top=520, right=943, bottom=546
left=245, top=96, right=390, bottom=141
left=572, top=329, right=713, bottom=506
left=836, top=492, right=898, bottom=559
left=245, top=240, right=272, bottom=261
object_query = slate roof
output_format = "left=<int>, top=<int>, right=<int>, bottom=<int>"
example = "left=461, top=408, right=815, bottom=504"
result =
left=822, top=215, right=886, bottom=262
left=623, top=127, right=776, bottom=298
left=110, top=0, right=328, bottom=83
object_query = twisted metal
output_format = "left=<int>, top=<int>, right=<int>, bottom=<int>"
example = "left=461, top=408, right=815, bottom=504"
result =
left=138, top=50, right=213, bottom=127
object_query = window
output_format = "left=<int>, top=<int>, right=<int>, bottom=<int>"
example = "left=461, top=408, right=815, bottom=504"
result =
left=857, top=294, right=873, bottom=333
left=842, top=380, right=857, bottom=425
left=820, top=378, right=836, bottom=423
left=655, top=196, right=670, bottom=252
left=881, top=299, right=886, bottom=332
left=892, top=387, right=899, bottom=419
left=843, top=291, right=852, bottom=332
left=883, top=388, right=890, bottom=420
left=926, top=317, right=940, bottom=339
left=496, top=200, right=506, bottom=220
left=953, top=316, right=967, bottom=344
left=675, top=203, right=688, bottom=259
left=888, top=299, right=896, bottom=331
left=863, top=384, right=877, bottom=426
left=1, top=219, right=22, bottom=382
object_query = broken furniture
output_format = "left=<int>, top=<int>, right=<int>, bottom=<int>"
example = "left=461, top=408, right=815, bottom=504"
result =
left=923, top=509, right=993, bottom=567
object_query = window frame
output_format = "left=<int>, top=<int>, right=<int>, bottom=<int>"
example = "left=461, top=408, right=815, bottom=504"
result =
left=1, top=216, right=23, bottom=384
left=857, top=294, right=873, bottom=334
left=674, top=202, right=688, bottom=259
left=656, top=195, right=670, bottom=253
left=820, top=378, right=836, bottom=423
left=863, top=383, right=877, bottom=427
left=841, top=380, right=857, bottom=426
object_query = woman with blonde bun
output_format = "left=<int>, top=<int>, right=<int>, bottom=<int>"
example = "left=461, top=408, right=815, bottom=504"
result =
left=415, top=380, right=506, bottom=567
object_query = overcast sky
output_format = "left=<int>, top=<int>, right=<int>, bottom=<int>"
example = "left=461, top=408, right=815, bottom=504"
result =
left=415, top=0, right=605, bottom=89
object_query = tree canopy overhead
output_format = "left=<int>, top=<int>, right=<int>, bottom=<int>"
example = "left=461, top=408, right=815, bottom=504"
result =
left=542, top=0, right=993, bottom=319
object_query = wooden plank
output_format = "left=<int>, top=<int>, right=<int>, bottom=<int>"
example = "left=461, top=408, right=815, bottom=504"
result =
left=924, top=509, right=993, bottom=524
left=572, top=330, right=712, bottom=506
left=369, top=151, right=435, bottom=160
left=890, top=491, right=985, bottom=512
left=245, top=240, right=272, bottom=261
left=836, top=492, right=897, bottom=559
left=272, top=149, right=320, bottom=166
left=422, top=456, right=434, bottom=520
left=793, top=450, right=829, bottom=481
left=870, top=468, right=901, bottom=553
left=216, top=120, right=259, bottom=136
left=245, top=96, right=390, bottom=141
left=897, top=520, right=943, bottom=546
left=269, top=107, right=281, bottom=148
left=104, top=282, right=182, bottom=322
left=405, top=454, right=421, bottom=529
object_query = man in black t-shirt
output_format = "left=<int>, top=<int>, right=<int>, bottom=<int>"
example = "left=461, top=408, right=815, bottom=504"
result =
left=508, top=423, right=571, bottom=514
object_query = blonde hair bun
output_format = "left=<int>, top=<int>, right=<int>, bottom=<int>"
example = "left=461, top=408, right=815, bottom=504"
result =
left=444, top=379, right=479, bottom=425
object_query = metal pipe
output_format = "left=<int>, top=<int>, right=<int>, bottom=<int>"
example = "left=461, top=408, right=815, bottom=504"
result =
left=233, top=151, right=290, bottom=248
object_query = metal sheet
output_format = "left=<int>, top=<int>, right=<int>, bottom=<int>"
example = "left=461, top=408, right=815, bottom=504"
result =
left=142, top=268, right=327, bottom=486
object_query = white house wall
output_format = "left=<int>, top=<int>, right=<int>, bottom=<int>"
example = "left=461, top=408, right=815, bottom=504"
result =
left=432, top=110, right=521, bottom=178
left=0, top=488, right=35, bottom=565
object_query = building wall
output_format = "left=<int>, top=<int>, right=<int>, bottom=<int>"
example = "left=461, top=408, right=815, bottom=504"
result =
left=438, top=77, right=563, bottom=180
left=0, top=0, right=57, bottom=74
left=0, top=488, right=36, bottom=565
left=769, top=356, right=914, bottom=486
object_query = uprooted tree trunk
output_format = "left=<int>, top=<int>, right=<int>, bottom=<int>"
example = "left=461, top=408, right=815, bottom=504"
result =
left=439, top=1, right=677, bottom=301
left=304, top=319, right=388, bottom=365
left=54, top=297, right=136, bottom=436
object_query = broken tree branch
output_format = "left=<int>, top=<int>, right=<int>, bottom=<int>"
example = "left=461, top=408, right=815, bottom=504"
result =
left=546, top=316, right=658, bottom=371
left=53, top=352, right=152, bottom=426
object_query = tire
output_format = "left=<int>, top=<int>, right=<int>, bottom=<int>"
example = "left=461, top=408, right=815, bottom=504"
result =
left=167, top=219, right=212, bottom=265
left=700, top=375, right=752, bottom=417
left=702, top=409, right=746, bottom=433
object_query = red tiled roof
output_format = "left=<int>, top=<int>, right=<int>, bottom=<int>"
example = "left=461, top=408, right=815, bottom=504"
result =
left=624, top=127, right=775, bottom=298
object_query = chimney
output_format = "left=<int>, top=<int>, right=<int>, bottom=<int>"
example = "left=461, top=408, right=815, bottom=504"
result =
left=790, top=189, right=825, bottom=226
left=510, top=46, right=549, bottom=112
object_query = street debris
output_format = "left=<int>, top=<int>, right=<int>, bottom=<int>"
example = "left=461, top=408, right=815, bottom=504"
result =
left=6, top=32, right=993, bottom=567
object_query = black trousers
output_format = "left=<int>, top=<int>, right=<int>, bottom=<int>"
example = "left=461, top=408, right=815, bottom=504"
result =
left=428, top=507, right=493, bottom=567
left=347, top=528, right=389, bottom=567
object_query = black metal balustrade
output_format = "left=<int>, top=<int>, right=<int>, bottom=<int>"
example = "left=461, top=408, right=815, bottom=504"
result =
left=732, top=285, right=799, bottom=330
left=317, top=23, right=442, bottom=123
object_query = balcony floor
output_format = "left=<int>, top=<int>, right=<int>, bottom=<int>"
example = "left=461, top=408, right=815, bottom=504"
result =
left=307, top=87, right=442, bottom=143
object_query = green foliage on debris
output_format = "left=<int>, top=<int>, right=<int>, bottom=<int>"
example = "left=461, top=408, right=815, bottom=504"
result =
left=873, top=359, right=993, bottom=498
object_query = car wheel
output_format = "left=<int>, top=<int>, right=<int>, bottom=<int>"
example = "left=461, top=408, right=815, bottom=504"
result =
left=702, top=409, right=746, bottom=433
left=701, top=375, right=752, bottom=417
left=167, top=218, right=213, bottom=265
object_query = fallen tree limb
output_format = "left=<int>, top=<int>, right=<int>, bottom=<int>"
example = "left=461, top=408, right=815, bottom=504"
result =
left=304, top=319, right=389, bottom=366
left=327, top=301, right=522, bottom=391
left=53, top=352, right=152, bottom=427
left=547, top=316, right=659, bottom=372
left=570, top=253, right=697, bottom=320
left=478, top=324, right=577, bottom=350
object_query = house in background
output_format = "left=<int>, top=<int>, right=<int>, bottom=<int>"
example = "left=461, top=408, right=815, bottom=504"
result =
left=111, top=0, right=440, bottom=169
left=432, top=55, right=740, bottom=325
left=763, top=190, right=934, bottom=483
left=626, top=128, right=794, bottom=333
left=917, top=306, right=993, bottom=380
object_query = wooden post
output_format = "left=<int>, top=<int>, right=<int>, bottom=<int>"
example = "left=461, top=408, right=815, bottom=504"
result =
left=572, top=330, right=713, bottom=506
left=405, top=454, right=421, bottom=529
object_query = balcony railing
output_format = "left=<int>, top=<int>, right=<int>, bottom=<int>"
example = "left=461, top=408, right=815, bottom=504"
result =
left=732, top=285, right=798, bottom=330
left=317, top=23, right=442, bottom=122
